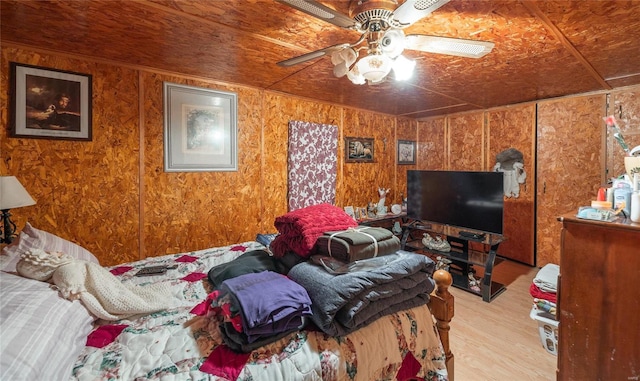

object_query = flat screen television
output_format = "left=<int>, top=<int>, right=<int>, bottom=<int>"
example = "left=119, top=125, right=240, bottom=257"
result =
left=407, top=170, right=504, bottom=235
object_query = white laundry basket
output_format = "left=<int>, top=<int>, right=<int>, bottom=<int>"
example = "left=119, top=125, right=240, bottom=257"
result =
left=529, top=307, right=559, bottom=355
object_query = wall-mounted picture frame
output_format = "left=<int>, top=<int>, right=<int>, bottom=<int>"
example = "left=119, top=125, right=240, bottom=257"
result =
left=9, top=62, right=92, bottom=141
left=345, top=137, right=374, bottom=163
left=397, top=140, right=416, bottom=165
left=163, top=82, right=238, bottom=172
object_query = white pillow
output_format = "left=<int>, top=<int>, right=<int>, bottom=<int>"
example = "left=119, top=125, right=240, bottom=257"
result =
left=0, top=222, right=99, bottom=272
left=0, top=271, right=94, bottom=380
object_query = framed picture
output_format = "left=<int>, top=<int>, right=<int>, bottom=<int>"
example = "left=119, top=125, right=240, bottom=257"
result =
left=163, top=82, right=238, bottom=172
left=345, top=137, right=374, bottom=163
left=344, top=206, right=356, bottom=219
left=9, top=62, right=92, bottom=140
left=356, top=207, right=368, bottom=220
left=397, top=140, right=416, bottom=165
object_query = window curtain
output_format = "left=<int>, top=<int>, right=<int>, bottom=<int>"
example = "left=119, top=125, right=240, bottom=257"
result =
left=288, top=120, right=338, bottom=211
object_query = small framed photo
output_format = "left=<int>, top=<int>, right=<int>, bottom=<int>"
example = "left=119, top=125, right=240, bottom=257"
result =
left=163, top=82, right=238, bottom=172
left=9, top=62, right=92, bottom=140
left=345, top=137, right=374, bottom=163
left=356, top=207, right=368, bottom=220
left=397, top=140, right=416, bottom=165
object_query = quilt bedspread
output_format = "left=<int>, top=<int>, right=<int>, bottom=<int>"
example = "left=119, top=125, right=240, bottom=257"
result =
left=70, top=241, right=448, bottom=381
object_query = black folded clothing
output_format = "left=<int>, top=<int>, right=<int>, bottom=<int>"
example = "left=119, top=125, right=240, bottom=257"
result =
left=207, top=249, right=288, bottom=287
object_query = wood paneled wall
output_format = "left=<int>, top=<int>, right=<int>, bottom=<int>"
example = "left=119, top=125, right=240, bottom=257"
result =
left=536, top=94, right=607, bottom=267
left=448, top=113, right=485, bottom=171
left=487, top=105, right=536, bottom=265
left=416, top=117, right=446, bottom=170
left=2, top=44, right=638, bottom=267
left=1, top=47, right=142, bottom=265
left=1, top=45, right=406, bottom=266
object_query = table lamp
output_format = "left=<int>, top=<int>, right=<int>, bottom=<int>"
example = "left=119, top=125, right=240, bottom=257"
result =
left=0, top=176, right=36, bottom=244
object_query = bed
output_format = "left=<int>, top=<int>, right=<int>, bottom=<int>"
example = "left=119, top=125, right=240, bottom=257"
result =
left=0, top=220, right=454, bottom=381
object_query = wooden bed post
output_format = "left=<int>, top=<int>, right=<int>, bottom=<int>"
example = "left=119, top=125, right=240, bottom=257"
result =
left=430, top=269, right=455, bottom=381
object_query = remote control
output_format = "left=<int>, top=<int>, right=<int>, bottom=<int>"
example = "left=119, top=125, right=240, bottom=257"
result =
left=135, top=265, right=178, bottom=277
left=459, top=231, right=485, bottom=240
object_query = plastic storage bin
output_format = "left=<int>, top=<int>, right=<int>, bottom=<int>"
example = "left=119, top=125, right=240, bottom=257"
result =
left=529, top=307, right=559, bottom=355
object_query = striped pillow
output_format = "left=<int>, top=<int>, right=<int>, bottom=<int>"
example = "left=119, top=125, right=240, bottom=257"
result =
left=0, top=271, right=94, bottom=380
left=0, top=223, right=99, bottom=272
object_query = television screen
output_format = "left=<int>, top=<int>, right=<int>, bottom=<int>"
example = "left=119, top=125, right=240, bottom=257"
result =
left=407, top=170, right=504, bottom=235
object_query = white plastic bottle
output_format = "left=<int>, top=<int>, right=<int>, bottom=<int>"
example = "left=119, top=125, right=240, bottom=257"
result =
left=631, top=173, right=640, bottom=223
left=614, top=181, right=632, bottom=216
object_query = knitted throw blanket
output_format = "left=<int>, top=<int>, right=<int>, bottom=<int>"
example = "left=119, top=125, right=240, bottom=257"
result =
left=270, top=203, right=359, bottom=258
left=17, top=249, right=175, bottom=321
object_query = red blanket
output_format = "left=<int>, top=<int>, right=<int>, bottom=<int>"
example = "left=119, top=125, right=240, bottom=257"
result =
left=271, top=204, right=358, bottom=258
left=529, top=283, right=557, bottom=303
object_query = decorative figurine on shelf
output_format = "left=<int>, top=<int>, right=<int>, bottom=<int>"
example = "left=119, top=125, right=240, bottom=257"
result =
left=376, top=187, right=390, bottom=216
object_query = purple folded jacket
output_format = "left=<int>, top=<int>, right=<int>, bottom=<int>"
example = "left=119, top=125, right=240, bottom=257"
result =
left=220, top=271, right=312, bottom=343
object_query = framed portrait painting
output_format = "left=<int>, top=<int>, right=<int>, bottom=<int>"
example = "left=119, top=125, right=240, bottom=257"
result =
left=163, top=82, right=238, bottom=172
left=345, top=137, right=374, bottom=163
left=10, top=62, right=92, bottom=140
left=397, top=140, right=416, bottom=165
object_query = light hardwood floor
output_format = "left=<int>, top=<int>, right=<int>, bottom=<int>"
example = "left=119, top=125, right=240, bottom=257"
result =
left=448, top=259, right=557, bottom=381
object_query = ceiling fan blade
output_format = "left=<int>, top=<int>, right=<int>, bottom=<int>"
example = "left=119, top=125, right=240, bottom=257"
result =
left=405, top=35, right=495, bottom=58
left=277, top=43, right=351, bottom=67
left=392, top=0, right=450, bottom=27
left=275, top=0, right=358, bottom=29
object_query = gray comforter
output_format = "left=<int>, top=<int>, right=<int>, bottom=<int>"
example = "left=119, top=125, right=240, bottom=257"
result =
left=288, top=250, right=436, bottom=336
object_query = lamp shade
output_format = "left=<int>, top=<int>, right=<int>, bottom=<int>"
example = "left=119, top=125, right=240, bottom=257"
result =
left=347, top=66, right=366, bottom=85
left=356, top=54, right=393, bottom=83
left=0, top=176, right=36, bottom=210
left=392, top=55, right=416, bottom=81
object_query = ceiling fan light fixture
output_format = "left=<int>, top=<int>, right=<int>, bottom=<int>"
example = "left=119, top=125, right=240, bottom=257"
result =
left=332, top=48, right=359, bottom=77
left=277, top=0, right=495, bottom=84
left=331, top=51, right=344, bottom=66
left=356, top=54, right=393, bottom=83
left=347, top=66, right=366, bottom=85
left=380, top=29, right=406, bottom=58
left=392, top=55, right=416, bottom=81
left=342, top=48, right=358, bottom=66
left=333, top=62, right=349, bottom=77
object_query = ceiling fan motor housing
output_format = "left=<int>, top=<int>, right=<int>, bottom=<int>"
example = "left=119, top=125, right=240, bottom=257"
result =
left=350, top=0, right=403, bottom=31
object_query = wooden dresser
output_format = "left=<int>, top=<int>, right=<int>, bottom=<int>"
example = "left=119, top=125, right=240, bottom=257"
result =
left=557, top=214, right=640, bottom=380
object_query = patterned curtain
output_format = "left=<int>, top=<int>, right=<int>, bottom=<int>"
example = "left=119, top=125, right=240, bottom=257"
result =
left=288, top=120, right=338, bottom=211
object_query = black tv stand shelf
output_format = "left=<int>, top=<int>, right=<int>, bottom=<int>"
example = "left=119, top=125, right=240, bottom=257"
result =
left=400, top=220, right=506, bottom=302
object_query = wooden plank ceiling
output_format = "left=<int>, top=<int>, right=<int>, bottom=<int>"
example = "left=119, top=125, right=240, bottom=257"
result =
left=2, top=0, right=640, bottom=119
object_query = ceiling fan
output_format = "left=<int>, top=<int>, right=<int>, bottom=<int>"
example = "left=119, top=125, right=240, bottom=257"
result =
left=275, top=0, right=495, bottom=85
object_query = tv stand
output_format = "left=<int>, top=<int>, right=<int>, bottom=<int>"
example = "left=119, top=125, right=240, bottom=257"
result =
left=459, top=231, right=486, bottom=240
left=400, top=220, right=506, bottom=302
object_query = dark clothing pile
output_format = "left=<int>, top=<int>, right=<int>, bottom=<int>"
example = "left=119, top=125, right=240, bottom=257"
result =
left=217, top=270, right=312, bottom=352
